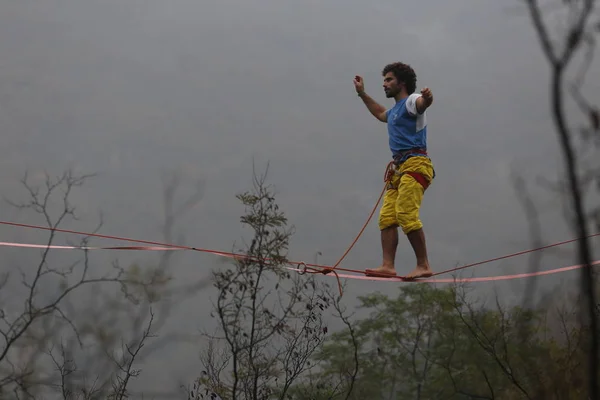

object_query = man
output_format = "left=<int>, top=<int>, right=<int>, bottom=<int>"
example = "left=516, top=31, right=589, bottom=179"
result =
left=355, top=62, right=435, bottom=279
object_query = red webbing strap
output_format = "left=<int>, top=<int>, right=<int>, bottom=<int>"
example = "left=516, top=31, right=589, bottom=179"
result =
left=404, top=171, right=431, bottom=190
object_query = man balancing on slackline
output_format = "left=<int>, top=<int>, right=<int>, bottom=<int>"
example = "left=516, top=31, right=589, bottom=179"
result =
left=348, top=62, right=436, bottom=280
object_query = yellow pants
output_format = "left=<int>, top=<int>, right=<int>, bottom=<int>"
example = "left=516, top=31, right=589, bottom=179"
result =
left=378, top=156, right=435, bottom=234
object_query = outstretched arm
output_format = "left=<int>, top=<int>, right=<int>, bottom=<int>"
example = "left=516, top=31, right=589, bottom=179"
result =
left=354, top=75, right=387, bottom=122
left=415, top=87, right=433, bottom=114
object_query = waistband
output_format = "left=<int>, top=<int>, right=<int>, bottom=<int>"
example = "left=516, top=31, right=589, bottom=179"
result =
left=393, top=148, right=428, bottom=165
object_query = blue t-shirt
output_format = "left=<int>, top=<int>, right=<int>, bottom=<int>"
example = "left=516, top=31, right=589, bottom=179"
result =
left=385, top=93, right=428, bottom=162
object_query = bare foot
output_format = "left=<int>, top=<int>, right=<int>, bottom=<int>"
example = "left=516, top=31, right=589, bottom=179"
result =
left=365, top=265, right=397, bottom=278
left=404, top=264, right=433, bottom=280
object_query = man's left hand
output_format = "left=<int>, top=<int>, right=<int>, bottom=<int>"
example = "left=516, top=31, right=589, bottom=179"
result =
left=421, top=87, right=433, bottom=105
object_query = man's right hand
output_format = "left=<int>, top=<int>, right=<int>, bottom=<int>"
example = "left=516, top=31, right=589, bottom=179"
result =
left=353, top=75, right=365, bottom=95
left=354, top=74, right=387, bottom=122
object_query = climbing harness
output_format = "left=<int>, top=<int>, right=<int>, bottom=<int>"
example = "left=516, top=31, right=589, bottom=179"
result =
left=385, top=148, right=433, bottom=191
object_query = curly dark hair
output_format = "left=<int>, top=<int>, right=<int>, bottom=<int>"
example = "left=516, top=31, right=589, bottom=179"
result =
left=382, top=62, right=417, bottom=94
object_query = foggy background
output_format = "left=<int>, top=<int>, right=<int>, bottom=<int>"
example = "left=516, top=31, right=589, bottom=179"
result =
left=1, top=0, right=599, bottom=396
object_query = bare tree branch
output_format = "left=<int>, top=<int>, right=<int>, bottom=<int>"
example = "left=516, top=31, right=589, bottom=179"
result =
left=0, top=168, right=210, bottom=398
left=106, top=309, right=156, bottom=400
left=523, top=1, right=599, bottom=397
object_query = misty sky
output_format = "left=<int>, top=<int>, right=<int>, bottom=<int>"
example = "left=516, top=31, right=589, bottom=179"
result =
left=1, top=0, right=599, bottom=396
